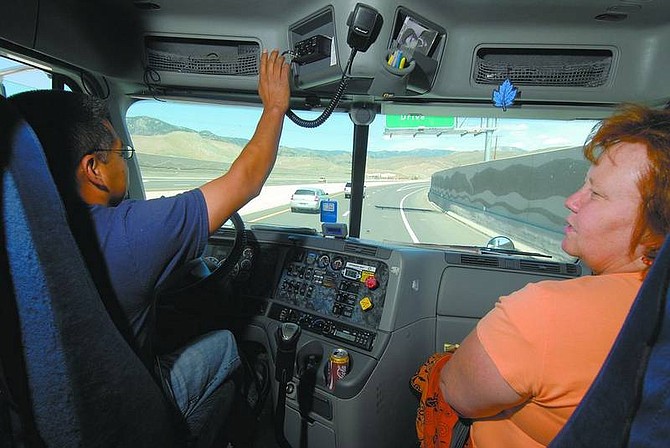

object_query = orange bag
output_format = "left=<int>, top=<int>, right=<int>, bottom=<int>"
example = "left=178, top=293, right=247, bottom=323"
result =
left=411, top=352, right=471, bottom=448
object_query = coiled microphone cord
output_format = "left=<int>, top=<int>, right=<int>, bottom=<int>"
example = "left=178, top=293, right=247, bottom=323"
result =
left=285, top=49, right=357, bottom=128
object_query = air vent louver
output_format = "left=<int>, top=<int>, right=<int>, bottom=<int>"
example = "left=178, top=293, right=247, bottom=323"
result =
left=474, top=48, right=613, bottom=87
left=344, top=243, right=378, bottom=257
left=519, top=260, right=561, bottom=274
left=145, top=37, right=259, bottom=76
left=460, top=254, right=500, bottom=268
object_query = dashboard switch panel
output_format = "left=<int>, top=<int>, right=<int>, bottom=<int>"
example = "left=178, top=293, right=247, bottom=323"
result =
left=272, top=248, right=389, bottom=333
left=269, top=304, right=376, bottom=351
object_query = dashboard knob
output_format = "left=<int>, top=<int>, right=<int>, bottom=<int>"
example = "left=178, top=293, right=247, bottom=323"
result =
left=364, top=276, right=379, bottom=290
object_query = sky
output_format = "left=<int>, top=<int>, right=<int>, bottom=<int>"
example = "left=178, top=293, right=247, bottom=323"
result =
left=1, top=56, right=599, bottom=153
left=127, top=100, right=599, bottom=153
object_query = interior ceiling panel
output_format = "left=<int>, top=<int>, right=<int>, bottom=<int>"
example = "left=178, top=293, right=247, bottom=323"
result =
left=10, top=0, right=670, bottom=107
left=0, top=0, right=38, bottom=48
left=34, top=0, right=144, bottom=78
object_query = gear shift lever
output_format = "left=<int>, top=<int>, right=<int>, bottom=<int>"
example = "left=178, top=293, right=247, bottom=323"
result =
left=275, top=322, right=301, bottom=382
left=274, top=323, right=301, bottom=448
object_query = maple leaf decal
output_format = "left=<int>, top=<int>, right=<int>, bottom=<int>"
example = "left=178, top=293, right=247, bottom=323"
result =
left=492, top=79, right=518, bottom=111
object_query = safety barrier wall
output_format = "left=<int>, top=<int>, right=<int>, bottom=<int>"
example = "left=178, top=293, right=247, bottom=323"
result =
left=428, top=146, right=588, bottom=258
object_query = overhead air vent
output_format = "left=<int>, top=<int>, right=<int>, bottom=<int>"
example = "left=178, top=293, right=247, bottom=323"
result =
left=473, top=47, right=614, bottom=87
left=145, top=36, right=259, bottom=76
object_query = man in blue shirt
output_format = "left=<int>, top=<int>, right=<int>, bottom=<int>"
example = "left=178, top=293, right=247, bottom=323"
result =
left=10, top=49, right=290, bottom=445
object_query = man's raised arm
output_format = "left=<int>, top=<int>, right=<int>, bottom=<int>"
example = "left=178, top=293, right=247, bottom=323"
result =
left=200, top=49, right=290, bottom=233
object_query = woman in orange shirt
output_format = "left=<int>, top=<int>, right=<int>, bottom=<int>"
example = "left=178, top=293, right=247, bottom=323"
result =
left=439, top=104, right=670, bottom=447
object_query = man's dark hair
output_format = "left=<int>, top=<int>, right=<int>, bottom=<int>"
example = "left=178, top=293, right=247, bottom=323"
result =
left=9, top=90, right=114, bottom=199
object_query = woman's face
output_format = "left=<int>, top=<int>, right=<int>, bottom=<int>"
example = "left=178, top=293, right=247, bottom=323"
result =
left=563, top=141, right=650, bottom=274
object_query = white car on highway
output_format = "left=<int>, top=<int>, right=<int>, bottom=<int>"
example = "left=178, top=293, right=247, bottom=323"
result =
left=290, top=188, right=329, bottom=213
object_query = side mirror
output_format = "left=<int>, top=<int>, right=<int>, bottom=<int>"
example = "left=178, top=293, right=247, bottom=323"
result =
left=486, top=236, right=515, bottom=250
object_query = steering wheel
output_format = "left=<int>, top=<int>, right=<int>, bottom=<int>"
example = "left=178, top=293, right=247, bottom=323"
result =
left=167, top=212, right=247, bottom=292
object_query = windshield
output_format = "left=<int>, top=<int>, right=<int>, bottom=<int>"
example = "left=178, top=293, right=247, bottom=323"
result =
left=127, top=100, right=598, bottom=263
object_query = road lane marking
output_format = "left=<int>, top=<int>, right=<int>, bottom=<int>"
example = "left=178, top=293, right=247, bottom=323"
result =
left=397, top=183, right=428, bottom=192
left=399, top=192, right=421, bottom=243
left=247, top=208, right=290, bottom=222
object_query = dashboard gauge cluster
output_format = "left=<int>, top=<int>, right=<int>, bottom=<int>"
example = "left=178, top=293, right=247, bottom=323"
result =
left=202, top=244, right=256, bottom=280
left=230, top=246, right=255, bottom=279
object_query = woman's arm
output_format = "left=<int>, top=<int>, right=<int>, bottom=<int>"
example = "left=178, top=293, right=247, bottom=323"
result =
left=439, top=330, right=527, bottom=418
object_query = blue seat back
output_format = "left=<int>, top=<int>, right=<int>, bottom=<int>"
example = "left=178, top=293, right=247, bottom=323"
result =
left=550, top=235, right=670, bottom=447
left=0, top=95, right=178, bottom=446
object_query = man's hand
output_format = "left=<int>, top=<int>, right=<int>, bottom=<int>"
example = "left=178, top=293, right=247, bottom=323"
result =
left=259, top=49, right=290, bottom=115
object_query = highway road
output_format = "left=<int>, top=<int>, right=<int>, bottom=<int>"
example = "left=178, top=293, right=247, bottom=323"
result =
left=144, top=177, right=544, bottom=252
left=235, top=182, right=492, bottom=247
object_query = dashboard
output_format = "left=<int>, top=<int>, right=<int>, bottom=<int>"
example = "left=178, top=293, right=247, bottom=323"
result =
left=202, top=227, right=582, bottom=355
left=186, top=227, right=584, bottom=448
left=202, top=232, right=392, bottom=352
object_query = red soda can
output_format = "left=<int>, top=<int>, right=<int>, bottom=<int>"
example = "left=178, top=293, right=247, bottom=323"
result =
left=326, top=348, right=349, bottom=391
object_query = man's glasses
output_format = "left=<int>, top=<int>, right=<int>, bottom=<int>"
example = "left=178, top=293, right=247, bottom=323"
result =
left=94, top=145, right=135, bottom=160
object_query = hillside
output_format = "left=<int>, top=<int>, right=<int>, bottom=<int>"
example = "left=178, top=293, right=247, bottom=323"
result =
left=127, top=116, right=528, bottom=181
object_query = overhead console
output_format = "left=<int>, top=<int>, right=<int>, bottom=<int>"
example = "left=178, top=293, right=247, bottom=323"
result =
left=268, top=246, right=389, bottom=351
left=369, top=7, right=446, bottom=97
left=288, top=6, right=341, bottom=92
left=288, top=5, right=446, bottom=98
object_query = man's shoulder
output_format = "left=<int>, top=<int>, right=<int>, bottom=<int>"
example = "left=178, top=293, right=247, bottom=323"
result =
left=91, top=190, right=208, bottom=239
left=90, top=190, right=205, bottom=220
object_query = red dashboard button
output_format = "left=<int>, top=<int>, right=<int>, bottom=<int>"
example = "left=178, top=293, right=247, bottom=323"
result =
left=364, top=276, right=379, bottom=290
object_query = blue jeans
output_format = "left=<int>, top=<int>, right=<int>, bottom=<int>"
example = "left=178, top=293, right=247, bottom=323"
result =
left=158, top=329, right=241, bottom=428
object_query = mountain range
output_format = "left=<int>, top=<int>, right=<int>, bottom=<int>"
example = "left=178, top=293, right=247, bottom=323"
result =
left=127, top=116, right=527, bottom=181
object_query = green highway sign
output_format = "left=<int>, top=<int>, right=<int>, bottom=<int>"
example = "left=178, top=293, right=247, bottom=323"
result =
left=385, top=114, right=455, bottom=129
